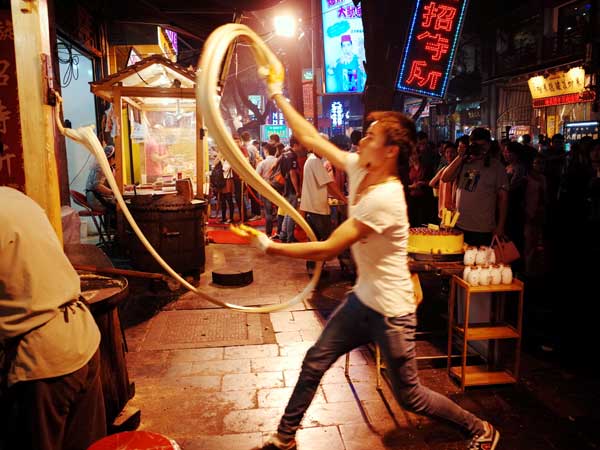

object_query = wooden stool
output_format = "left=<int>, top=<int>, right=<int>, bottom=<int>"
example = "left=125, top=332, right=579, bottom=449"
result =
left=88, top=431, right=180, bottom=450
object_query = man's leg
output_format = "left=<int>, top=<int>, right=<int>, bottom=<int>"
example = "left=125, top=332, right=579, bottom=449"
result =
left=263, top=196, right=273, bottom=236
left=5, top=350, right=106, bottom=450
left=220, top=192, right=228, bottom=222
left=250, top=187, right=262, bottom=218
left=63, top=350, right=106, bottom=450
left=372, top=312, right=485, bottom=436
left=305, top=213, right=331, bottom=271
left=276, top=294, right=370, bottom=439
left=281, top=194, right=298, bottom=242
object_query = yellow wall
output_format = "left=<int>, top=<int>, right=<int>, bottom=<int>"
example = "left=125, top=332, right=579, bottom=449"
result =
left=120, top=107, right=142, bottom=184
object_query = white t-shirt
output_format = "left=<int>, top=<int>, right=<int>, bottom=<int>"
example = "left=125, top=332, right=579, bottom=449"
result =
left=0, top=187, right=100, bottom=385
left=256, top=155, right=278, bottom=180
left=345, top=153, right=416, bottom=317
left=300, top=153, right=333, bottom=215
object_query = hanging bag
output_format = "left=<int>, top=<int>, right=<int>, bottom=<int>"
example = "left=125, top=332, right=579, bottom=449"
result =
left=266, top=158, right=285, bottom=193
left=491, top=234, right=520, bottom=264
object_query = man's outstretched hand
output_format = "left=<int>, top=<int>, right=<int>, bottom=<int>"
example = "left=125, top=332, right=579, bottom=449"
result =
left=258, top=61, right=285, bottom=99
left=230, top=224, right=271, bottom=253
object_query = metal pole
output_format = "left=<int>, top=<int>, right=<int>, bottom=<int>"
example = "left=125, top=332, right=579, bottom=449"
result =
left=311, top=0, right=319, bottom=129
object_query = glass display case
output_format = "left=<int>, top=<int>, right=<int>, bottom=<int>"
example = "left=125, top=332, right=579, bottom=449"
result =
left=134, top=106, right=196, bottom=184
left=91, top=55, right=208, bottom=271
left=91, top=55, right=207, bottom=197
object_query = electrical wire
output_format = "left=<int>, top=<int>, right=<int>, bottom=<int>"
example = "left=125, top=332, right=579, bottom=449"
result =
left=68, top=153, right=92, bottom=186
left=57, top=42, right=80, bottom=88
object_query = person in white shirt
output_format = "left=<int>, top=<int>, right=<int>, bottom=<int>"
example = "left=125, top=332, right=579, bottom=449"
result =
left=256, top=143, right=279, bottom=236
left=300, top=151, right=346, bottom=273
left=238, top=75, right=500, bottom=449
left=0, top=187, right=106, bottom=450
left=241, top=131, right=262, bottom=220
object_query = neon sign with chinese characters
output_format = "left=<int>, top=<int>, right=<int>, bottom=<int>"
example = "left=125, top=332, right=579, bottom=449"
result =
left=396, top=0, right=468, bottom=98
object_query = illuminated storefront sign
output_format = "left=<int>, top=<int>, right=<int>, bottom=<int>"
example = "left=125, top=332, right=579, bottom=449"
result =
left=396, top=0, right=469, bottom=98
left=531, top=90, right=595, bottom=108
left=330, top=101, right=349, bottom=126
left=260, top=124, right=290, bottom=143
left=321, top=0, right=366, bottom=94
left=270, top=111, right=285, bottom=125
left=528, top=67, right=585, bottom=99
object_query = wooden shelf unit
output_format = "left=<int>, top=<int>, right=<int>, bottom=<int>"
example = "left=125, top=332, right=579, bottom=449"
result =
left=447, top=275, right=524, bottom=391
left=449, top=366, right=517, bottom=386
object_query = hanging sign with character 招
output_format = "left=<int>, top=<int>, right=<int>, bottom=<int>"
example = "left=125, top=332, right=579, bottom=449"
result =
left=396, top=0, right=469, bottom=98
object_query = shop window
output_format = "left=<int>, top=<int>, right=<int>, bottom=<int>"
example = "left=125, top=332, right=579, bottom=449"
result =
left=557, top=1, right=591, bottom=36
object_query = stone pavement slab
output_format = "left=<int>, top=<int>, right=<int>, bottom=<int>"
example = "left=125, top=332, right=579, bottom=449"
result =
left=121, top=243, right=600, bottom=450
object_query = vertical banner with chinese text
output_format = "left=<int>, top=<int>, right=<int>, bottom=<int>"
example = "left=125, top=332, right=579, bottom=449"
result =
left=321, top=0, right=366, bottom=94
left=396, top=0, right=469, bottom=98
left=0, top=11, right=25, bottom=191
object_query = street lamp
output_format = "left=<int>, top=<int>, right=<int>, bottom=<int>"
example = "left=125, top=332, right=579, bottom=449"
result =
left=272, top=9, right=320, bottom=130
left=273, top=15, right=296, bottom=38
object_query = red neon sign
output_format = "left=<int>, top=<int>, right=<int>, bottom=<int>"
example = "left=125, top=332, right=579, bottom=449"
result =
left=397, top=0, right=469, bottom=98
left=422, top=2, right=457, bottom=31
left=532, top=90, right=595, bottom=108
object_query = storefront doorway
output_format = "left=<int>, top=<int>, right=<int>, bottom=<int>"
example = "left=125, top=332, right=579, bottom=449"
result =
left=57, top=37, right=98, bottom=197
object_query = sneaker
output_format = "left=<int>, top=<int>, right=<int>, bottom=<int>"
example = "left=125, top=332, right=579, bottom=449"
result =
left=468, top=421, right=500, bottom=450
left=262, top=433, right=296, bottom=450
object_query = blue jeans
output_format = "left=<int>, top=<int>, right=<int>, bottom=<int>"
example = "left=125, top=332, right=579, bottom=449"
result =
left=281, top=194, right=298, bottom=242
left=305, top=212, right=331, bottom=241
left=305, top=213, right=331, bottom=271
left=277, top=293, right=484, bottom=438
left=262, top=195, right=275, bottom=236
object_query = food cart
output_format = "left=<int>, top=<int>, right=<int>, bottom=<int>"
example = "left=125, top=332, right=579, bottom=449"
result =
left=91, top=55, right=207, bottom=273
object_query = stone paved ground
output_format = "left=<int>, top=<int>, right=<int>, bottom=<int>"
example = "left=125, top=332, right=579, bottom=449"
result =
left=120, top=242, right=600, bottom=450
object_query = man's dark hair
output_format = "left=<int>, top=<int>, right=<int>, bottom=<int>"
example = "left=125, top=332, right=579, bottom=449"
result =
left=289, top=135, right=300, bottom=147
left=521, top=134, right=531, bottom=145
left=350, top=130, right=362, bottom=145
left=275, top=143, right=285, bottom=156
left=444, top=142, right=457, bottom=152
left=416, top=130, right=428, bottom=141
left=456, top=135, right=469, bottom=147
left=269, top=134, right=281, bottom=143
left=264, top=143, right=277, bottom=156
left=365, top=111, right=416, bottom=183
left=507, top=141, right=525, bottom=159
left=470, top=127, right=491, bottom=142
left=241, top=131, right=251, bottom=142
left=330, top=134, right=351, bottom=150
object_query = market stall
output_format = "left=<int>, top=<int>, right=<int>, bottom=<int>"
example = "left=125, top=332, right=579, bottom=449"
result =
left=90, top=55, right=207, bottom=273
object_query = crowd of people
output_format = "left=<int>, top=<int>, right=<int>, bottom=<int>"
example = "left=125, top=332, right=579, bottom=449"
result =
left=413, top=130, right=600, bottom=278
left=209, top=130, right=349, bottom=252
left=211, top=124, right=600, bottom=282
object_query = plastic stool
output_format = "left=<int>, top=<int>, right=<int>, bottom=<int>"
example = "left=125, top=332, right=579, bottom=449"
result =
left=88, top=431, right=181, bottom=450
